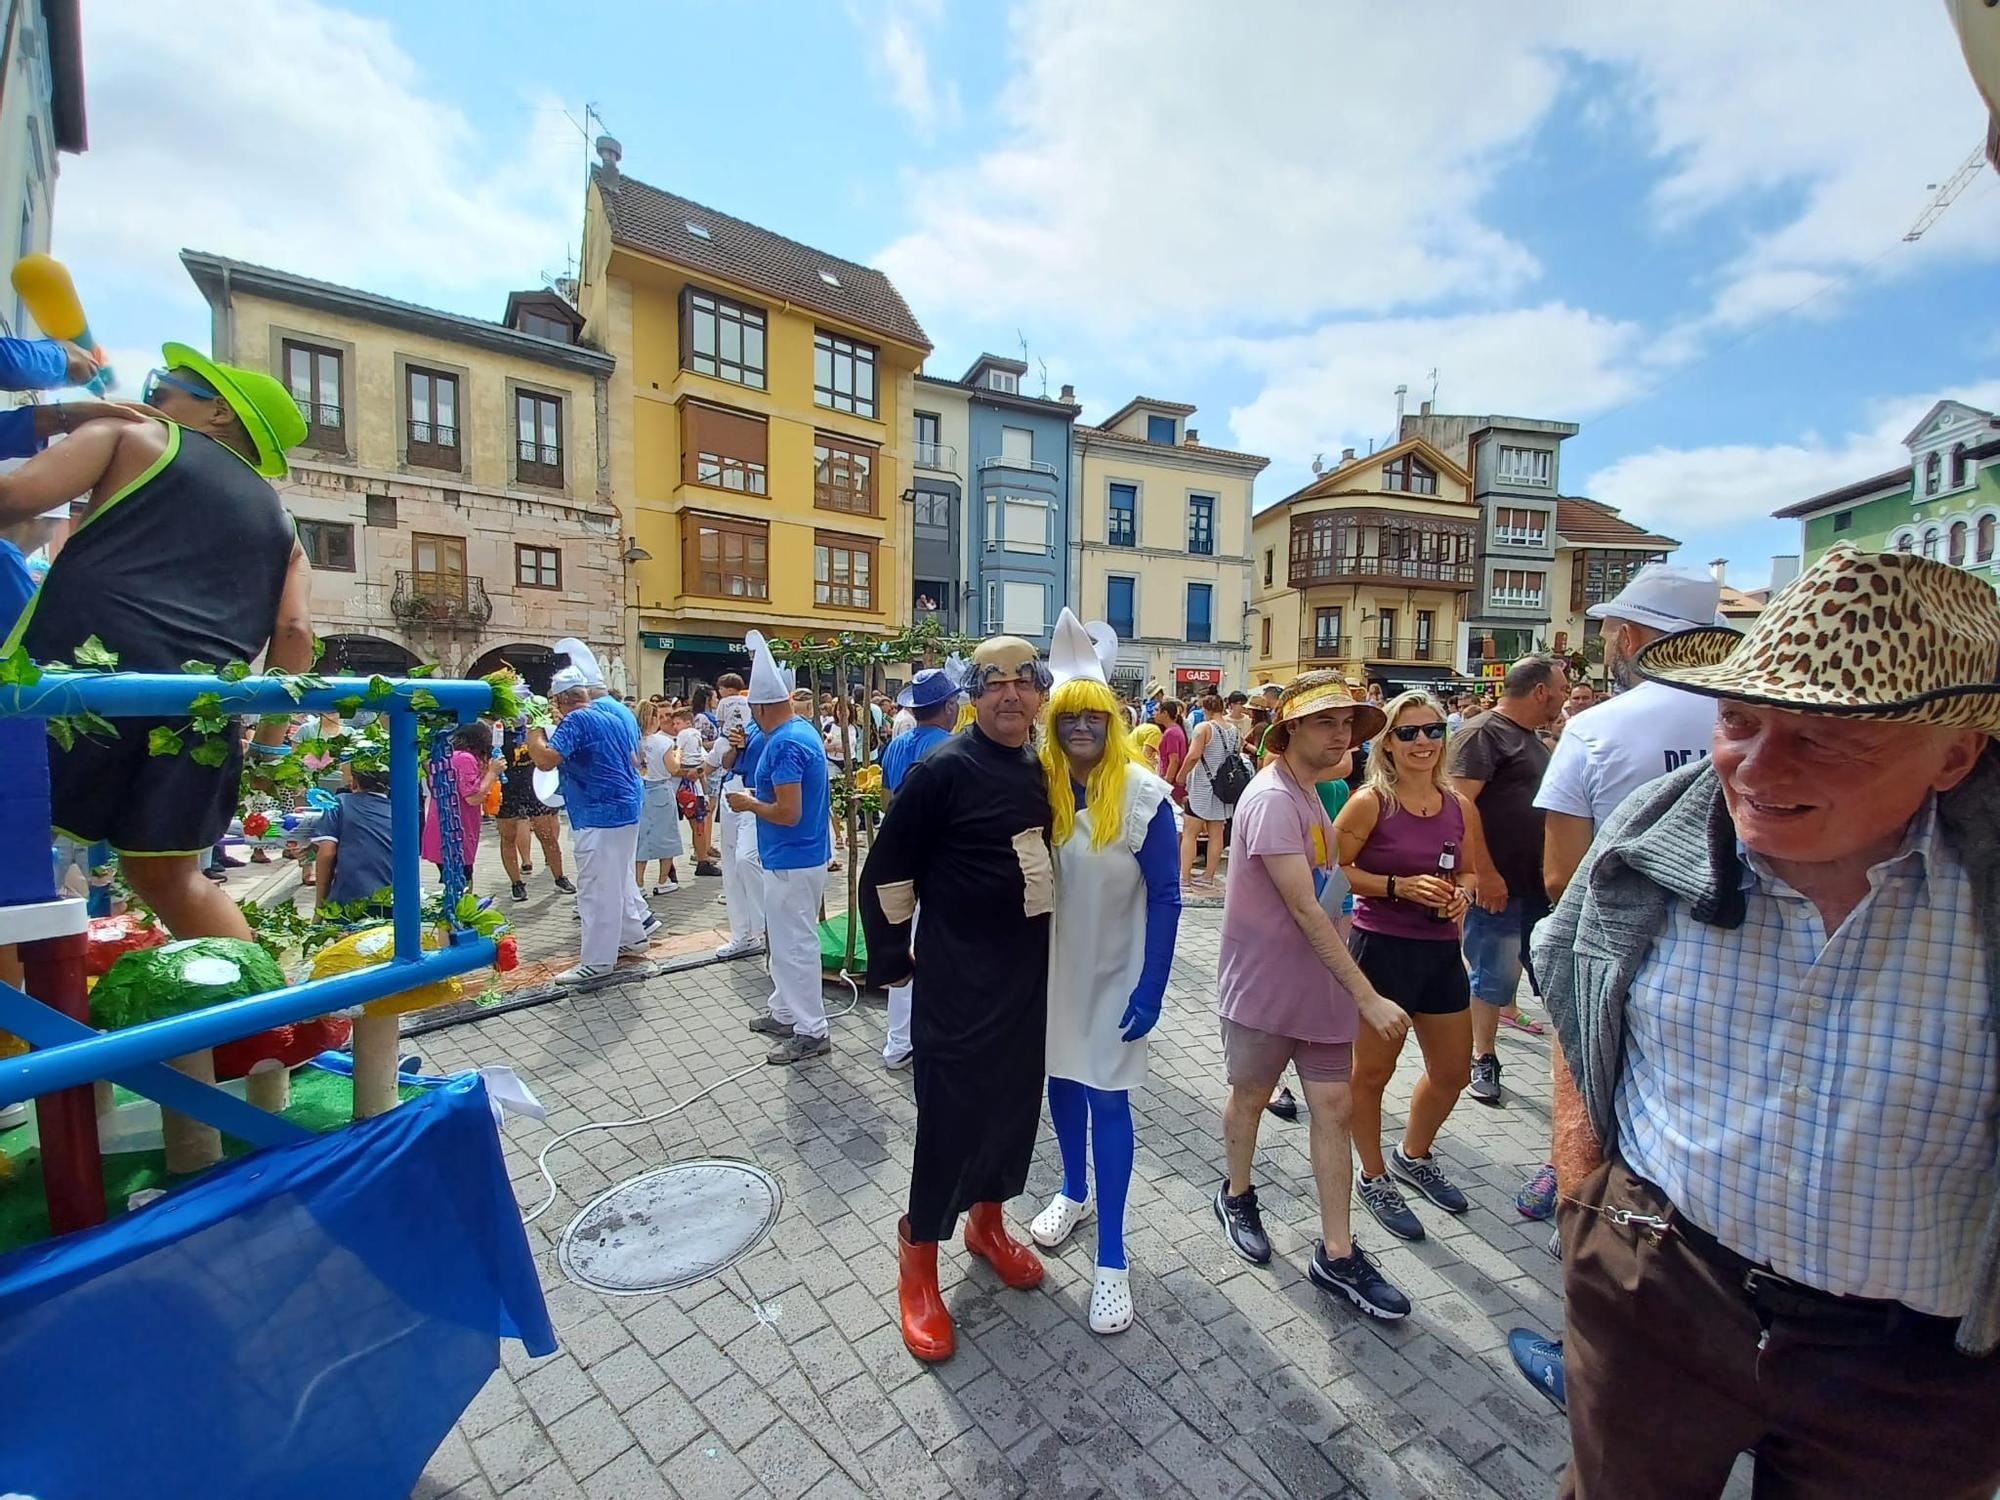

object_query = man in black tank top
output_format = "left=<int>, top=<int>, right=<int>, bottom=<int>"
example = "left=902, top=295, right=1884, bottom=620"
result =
left=0, top=342, right=311, bottom=945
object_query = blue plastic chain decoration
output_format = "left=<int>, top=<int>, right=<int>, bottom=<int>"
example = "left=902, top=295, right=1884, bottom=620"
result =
left=427, top=722, right=471, bottom=928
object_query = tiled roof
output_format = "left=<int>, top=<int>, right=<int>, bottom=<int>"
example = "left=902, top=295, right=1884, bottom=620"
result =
left=594, top=167, right=930, bottom=352
left=1098, top=395, right=1199, bottom=429
left=1074, top=423, right=1269, bottom=470
left=1771, top=465, right=1909, bottom=519
left=1555, top=495, right=1678, bottom=549
left=1718, top=584, right=1766, bottom=615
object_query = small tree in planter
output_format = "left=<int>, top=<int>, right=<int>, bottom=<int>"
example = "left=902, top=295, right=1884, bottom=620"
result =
left=763, top=617, right=973, bottom=977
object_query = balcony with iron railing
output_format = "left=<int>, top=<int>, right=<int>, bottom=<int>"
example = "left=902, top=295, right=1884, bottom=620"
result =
left=1364, top=635, right=1440, bottom=663
left=977, top=453, right=1061, bottom=496
left=408, top=419, right=459, bottom=468
left=1300, top=634, right=1352, bottom=662
left=515, top=439, right=564, bottom=488
left=390, top=571, right=494, bottom=631
left=914, top=440, right=959, bottom=472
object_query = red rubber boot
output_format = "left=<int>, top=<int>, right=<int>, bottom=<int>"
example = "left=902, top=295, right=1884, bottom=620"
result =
left=963, top=1201, right=1045, bottom=1289
left=897, top=1216, right=955, bottom=1361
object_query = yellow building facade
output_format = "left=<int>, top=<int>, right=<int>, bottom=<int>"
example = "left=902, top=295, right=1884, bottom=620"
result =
left=576, top=141, right=931, bottom=695
left=1073, top=399, right=1268, bottom=698
left=1251, top=438, right=1482, bottom=692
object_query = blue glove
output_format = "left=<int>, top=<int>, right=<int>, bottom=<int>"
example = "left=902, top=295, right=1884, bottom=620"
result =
left=1118, top=991, right=1160, bottom=1042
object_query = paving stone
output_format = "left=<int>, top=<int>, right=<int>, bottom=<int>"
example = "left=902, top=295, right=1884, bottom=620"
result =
left=463, top=1372, right=530, bottom=1438
left=824, top=1373, right=903, bottom=1453
left=1081, top=1423, right=1179, bottom=1499
left=932, top=1423, right=1026, bottom=1500
left=858, top=1426, right=955, bottom=1500
left=788, top=1324, right=865, bottom=1394
left=625, top=1386, right=707, bottom=1466
left=1145, top=1422, right=1260, bottom=1500
left=694, top=1372, right=783, bottom=1448
left=1006, top=1426, right=1107, bottom=1500
left=580, top=1445, right=676, bottom=1500
left=505, top=1462, right=589, bottom=1498
left=547, top=1398, right=637, bottom=1482
left=1020, top=1366, right=1110, bottom=1445
left=472, top=1417, right=559, bottom=1493
left=659, top=1431, right=756, bottom=1500
left=888, top=1372, right=977, bottom=1453
left=737, top=1417, right=834, bottom=1500
left=664, top=1334, right=737, bottom=1402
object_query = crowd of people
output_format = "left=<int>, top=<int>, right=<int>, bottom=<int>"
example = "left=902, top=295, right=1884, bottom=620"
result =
left=7, top=334, right=1999, bottom=1497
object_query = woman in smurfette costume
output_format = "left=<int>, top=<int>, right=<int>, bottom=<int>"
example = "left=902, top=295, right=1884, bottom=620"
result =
left=1029, top=609, right=1181, bottom=1333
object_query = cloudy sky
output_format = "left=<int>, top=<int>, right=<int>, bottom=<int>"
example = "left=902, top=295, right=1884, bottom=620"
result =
left=60, top=0, right=2000, bottom=589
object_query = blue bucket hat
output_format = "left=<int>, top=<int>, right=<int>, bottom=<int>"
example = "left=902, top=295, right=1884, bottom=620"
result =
left=898, top=667, right=961, bottom=711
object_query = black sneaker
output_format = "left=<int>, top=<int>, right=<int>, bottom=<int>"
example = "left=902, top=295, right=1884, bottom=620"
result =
left=1264, top=1087, right=1299, bottom=1122
left=748, top=1016, right=794, bottom=1037
left=1356, top=1173, right=1425, bottom=1241
left=1213, top=1180, right=1272, bottom=1265
left=510, top=880, right=527, bottom=902
left=767, top=1033, right=831, bottom=1066
left=1310, top=1240, right=1410, bottom=1321
left=1390, top=1146, right=1469, bottom=1214
left=553, top=876, right=577, bottom=895
left=695, top=861, right=723, bottom=878
left=1470, top=1052, right=1502, bottom=1105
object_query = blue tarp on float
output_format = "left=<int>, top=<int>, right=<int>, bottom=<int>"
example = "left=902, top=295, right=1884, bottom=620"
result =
left=0, top=1072, right=554, bottom=1499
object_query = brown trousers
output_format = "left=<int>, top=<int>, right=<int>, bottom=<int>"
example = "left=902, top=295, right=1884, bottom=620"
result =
left=1560, top=1159, right=2000, bottom=1500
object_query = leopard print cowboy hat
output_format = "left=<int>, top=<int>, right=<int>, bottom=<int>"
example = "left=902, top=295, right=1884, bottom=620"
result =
left=1636, top=543, right=2000, bottom=734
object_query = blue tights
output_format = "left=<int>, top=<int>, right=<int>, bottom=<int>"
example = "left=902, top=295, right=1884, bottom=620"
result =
left=1046, top=1076, right=1134, bottom=1270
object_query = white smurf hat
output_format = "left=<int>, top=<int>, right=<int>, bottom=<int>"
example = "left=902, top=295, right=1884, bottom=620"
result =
left=553, top=636, right=605, bottom=688
left=1049, top=607, right=1109, bottom=686
left=745, top=630, right=794, bottom=705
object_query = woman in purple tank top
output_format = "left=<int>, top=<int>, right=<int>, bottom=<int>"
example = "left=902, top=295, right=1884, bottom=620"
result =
left=1332, top=691, right=1494, bottom=1256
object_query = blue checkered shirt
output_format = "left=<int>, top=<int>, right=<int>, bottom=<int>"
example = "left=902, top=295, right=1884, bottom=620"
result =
left=1615, top=796, right=1996, bottom=1316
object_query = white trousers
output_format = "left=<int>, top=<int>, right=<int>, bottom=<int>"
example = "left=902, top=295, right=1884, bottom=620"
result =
left=762, top=863, right=827, bottom=1040
left=884, top=903, right=917, bottom=1062
left=572, top=822, right=648, bottom=969
left=719, top=794, right=764, bottom=946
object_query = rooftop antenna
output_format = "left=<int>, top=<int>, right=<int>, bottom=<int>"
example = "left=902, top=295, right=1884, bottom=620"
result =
left=1311, top=453, right=1324, bottom=475
left=1016, top=328, right=1029, bottom=368
left=1428, top=367, right=1440, bottom=405
left=1037, top=357, right=1049, bottom=397
left=1905, top=143, right=1988, bottom=240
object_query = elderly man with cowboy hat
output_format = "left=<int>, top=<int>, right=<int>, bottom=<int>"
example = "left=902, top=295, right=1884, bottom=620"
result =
left=1537, top=543, right=2000, bottom=1498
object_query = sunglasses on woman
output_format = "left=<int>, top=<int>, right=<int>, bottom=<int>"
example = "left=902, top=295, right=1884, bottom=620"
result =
left=141, top=367, right=219, bottom=404
left=1390, top=722, right=1448, bottom=742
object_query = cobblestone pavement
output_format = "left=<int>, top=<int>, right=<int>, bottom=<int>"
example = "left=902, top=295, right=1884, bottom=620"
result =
left=401, top=863, right=1619, bottom=1500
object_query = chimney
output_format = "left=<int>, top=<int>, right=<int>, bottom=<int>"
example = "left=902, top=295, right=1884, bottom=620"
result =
left=1709, top=557, right=1727, bottom=584
left=1770, top=554, right=1800, bottom=591
left=1184, top=428, right=1199, bottom=445
left=595, top=135, right=622, bottom=182
left=1419, top=399, right=1433, bottom=416
left=1341, top=447, right=1356, bottom=463
left=1059, top=383, right=1075, bottom=403
left=1394, top=383, right=1408, bottom=427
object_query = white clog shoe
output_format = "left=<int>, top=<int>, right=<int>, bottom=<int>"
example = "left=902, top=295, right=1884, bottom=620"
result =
left=1089, top=1265, right=1133, bottom=1335
left=1028, top=1192, right=1093, bottom=1248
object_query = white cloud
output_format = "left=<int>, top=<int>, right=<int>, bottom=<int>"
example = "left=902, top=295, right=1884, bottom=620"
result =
left=878, top=12, right=961, bottom=138
left=1584, top=382, right=2000, bottom=544
left=56, top=0, right=578, bottom=355
left=1223, top=303, right=1646, bottom=474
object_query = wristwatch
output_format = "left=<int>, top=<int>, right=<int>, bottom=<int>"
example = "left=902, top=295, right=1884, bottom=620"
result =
left=1386, top=874, right=1398, bottom=901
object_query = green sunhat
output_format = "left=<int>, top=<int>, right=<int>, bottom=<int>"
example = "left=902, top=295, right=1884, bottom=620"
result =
left=160, top=340, right=309, bottom=478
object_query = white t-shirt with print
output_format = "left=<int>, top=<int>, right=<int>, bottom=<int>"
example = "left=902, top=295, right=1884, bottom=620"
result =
left=674, top=726, right=704, bottom=778
left=1534, top=679, right=1717, bottom=826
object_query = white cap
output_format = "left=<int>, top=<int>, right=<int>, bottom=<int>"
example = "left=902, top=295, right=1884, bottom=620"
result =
left=1586, top=563, right=1724, bottom=634
left=745, top=630, right=794, bottom=705
left=1049, top=608, right=1107, bottom=686
left=553, top=636, right=604, bottom=688
left=549, top=666, right=589, bottom=696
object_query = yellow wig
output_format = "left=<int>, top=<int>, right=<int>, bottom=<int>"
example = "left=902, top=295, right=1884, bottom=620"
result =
left=1039, top=676, right=1140, bottom=850
left=954, top=699, right=978, bottom=733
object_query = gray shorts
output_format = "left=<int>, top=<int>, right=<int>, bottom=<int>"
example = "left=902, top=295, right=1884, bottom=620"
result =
left=1220, top=1017, right=1353, bottom=1086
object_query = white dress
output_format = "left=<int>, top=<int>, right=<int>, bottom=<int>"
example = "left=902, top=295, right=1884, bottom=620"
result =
left=1046, top=766, right=1173, bottom=1092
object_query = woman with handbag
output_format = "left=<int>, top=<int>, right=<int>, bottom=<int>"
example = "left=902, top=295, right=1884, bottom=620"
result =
left=1176, top=692, right=1247, bottom=890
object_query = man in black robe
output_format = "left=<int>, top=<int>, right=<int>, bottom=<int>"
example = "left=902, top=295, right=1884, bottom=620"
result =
left=861, top=634, right=1053, bottom=1362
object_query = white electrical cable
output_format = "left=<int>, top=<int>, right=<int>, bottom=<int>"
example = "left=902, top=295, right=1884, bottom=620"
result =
left=520, top=968, right=866, bottom=1224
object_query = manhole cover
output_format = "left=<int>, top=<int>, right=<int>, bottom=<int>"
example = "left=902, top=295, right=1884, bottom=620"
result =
left=558, top=1159, right=782, bottom=1295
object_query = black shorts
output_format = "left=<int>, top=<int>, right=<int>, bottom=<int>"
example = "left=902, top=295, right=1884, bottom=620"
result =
left=1348, top=927, right=1471, bottom=1017
left=48, top=715, right=244, bottom=857
left=497, top=779, right=552, bottom=819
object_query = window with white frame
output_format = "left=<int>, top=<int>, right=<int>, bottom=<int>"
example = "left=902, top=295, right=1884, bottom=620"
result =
left=987, top=368, right=1018, bottom=394
left=987, top=579, right=1048, bottom=635
left=1491, top=568, right=1546, bottom=607
left=986, top=495, right=1052, bottom=553
left=1493, top=506, right=1546, bottom=546
left=1497, top=445, right=1552, bottom=487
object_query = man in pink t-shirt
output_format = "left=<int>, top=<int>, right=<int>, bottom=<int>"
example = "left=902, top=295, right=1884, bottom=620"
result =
left=1213, top=671, right=1415, bottom=1321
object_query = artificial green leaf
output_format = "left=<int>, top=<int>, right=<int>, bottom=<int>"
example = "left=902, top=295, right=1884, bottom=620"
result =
left=77, top=710, right=119, bottom=741
left=409, top=661, right=438, bottom=678
left=72, top=635, right=119, bottom=669
left=218, top=659, right=252, bottom=683
left=0, top=646, right=40, bottom=687
left=364, top=675, right=394, bottom=703
left=45, top=717, right=73, bottom=750
left=190, top=735, right=231, bottom=768
left=311, top=635, right=327, bottom=664
left=147, top=726, right=184, bottom=757
left=181, top=659, right=211, bottom=676
left=334, top=695, right=363, bottom=714
left=410, top=688, right=439, bottom=711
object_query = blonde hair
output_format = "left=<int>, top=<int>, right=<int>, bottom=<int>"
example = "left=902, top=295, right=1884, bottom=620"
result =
left=1040, top=676, right=1138, bottom=850
left=954, top=698, right=978, bottom=733
left=1363, top=690, right=1452, bottom=816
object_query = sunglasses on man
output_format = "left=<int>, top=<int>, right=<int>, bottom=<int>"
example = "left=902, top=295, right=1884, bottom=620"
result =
left=1390, top=722, right=1448, bottom=742
left=141, top=368, right=219, bottom=404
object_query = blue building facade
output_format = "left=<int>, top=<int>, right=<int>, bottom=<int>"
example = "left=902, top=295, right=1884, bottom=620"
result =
left=959, top=354, right=1079, bottom=644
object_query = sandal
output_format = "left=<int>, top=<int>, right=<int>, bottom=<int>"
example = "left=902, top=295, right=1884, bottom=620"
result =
left=1089, top=1265, right=1133, bottom=1335
left=1500, top=1012, right=1547, bottom=1037
left=1029, top=1192, right=1093, bottom=1249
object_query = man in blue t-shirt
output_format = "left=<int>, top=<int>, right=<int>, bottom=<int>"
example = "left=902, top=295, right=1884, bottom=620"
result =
left=876, top=666, right=961, bottom=1069
left=726, top=673, right=833, bottom=1065
left=311, top=765, right=396, bottom=913
left=527, top=680, right=648, bottom=983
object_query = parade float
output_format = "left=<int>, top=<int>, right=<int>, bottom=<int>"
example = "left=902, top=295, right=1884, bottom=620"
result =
left=0, top=656, right=553, bottom=1499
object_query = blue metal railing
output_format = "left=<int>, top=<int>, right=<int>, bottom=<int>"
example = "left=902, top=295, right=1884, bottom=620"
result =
left=0, top=671, right=499, bottom=1109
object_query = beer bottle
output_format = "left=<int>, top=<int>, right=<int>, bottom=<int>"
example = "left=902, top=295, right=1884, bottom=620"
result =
left=1430, top=840, right=1459, bottom=923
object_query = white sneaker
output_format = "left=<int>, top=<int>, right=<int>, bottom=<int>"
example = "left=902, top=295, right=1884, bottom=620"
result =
left=1089, top=1266, right=1133, bottom=1335
left=883, top=1049, right=914, bottom=1071
left=0, top=1101, right=27, bottom=1130
left=714, top=936, right=765, bottom=961
left=554, top=962, right=615, bottom=985
left=1029, top=1192, right=1093, bottom=1248
left=651, top=880, right=680, bottom=896
left=620, top=940, right=652, bottom=957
